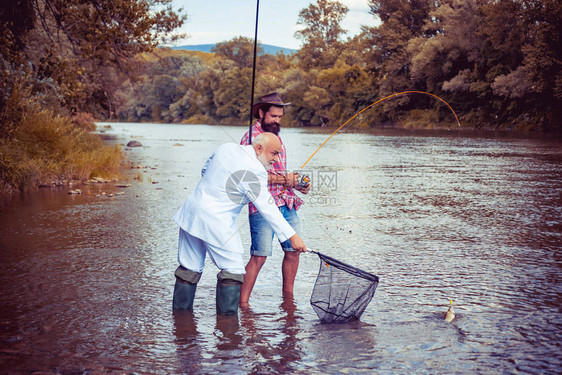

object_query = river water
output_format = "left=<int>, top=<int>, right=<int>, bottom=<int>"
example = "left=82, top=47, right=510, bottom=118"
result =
left=1, top=122, right=561, bottom=374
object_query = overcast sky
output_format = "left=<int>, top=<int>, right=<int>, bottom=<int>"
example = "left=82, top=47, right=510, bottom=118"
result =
left=171, top=0, right=378, bottom=49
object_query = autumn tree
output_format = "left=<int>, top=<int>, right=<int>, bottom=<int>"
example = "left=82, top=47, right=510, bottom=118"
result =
left=104, top=1, right=561, bottom=130
left=212, top=36, right=263, bottom=69
left=295, top=0, right=349, bottom=69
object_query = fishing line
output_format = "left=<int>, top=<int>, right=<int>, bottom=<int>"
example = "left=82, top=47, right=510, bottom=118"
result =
left=300, top=91, right=461, bottom=169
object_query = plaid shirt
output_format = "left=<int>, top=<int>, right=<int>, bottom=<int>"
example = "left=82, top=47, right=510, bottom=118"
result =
left=240, top=122, right=303, bottom=215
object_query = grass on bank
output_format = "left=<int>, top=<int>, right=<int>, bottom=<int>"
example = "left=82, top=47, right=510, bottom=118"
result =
left=0, top=108, right=122, bottom=193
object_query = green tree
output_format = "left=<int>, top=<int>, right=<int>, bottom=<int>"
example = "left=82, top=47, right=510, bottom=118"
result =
left=364, top=0, right=432, bottom=122
left=0, top=0, right=186, bottom=119
left=317, top=62, right=377, bottom=126
left=407, top=0, right=484, bottom=125
left=0, top=0, right=186, bottom=191
left=279, top=68, right=311, bottom=125
left=486, top=0, right=562, bottom=129
left=117, top=49, right=206, bottom=122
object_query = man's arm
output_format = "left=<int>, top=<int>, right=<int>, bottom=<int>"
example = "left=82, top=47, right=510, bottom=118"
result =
left=245, top=171, right=297, bottom=244
left=267, top=172, right=301, bottom=187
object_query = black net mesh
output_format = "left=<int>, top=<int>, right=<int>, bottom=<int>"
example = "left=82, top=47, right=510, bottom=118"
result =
left=310, top=251, right=379, bottom=324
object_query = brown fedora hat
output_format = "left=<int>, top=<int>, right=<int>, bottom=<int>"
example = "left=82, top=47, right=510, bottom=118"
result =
left=252, top=92, right=291, bottom=118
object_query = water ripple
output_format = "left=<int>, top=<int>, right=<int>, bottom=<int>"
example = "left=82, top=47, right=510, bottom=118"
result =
left=1, top=124, right=561, bottom=373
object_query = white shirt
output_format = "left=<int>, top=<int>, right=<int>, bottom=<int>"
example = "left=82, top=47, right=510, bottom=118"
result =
left=173, top=143, right=296, bottom=253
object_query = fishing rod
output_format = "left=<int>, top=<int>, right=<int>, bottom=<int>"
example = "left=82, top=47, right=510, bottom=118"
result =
left=297, top=91, right=461, bottom=261
left=300, top=91, right=461, bottom=169
left=248, top=0, right=260, bottom=145
left=275, top=90, right=461, bottom=196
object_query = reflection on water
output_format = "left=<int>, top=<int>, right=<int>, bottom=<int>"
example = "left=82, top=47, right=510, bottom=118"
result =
left=1, top=123, right=561, bottom=373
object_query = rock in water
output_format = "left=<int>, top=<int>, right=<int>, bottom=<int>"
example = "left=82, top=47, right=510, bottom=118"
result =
left=127, top=140, right=142, bottom=147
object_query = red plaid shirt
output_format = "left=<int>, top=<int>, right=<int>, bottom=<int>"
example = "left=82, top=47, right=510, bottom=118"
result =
left=241, top=122, right=303, bottom=215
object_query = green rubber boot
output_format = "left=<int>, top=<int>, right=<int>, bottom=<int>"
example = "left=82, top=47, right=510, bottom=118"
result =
left=172, top=266, right=202, bottom=311
left=173, top=279, right=197, bottom=310
left=216, top=271, right=244, bottom=315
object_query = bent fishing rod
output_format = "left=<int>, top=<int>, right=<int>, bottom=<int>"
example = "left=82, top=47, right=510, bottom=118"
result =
left=300, top=91, right=461, bottom=169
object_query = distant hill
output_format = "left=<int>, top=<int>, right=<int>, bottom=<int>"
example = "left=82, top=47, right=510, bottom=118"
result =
left=172, top=44, right=297, bottom=55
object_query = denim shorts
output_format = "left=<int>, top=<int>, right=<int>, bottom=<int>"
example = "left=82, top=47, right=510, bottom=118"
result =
left=249, top=205, right=301, bottom=256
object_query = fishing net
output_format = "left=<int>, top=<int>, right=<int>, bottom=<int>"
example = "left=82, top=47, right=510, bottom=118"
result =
left=310, top=251, right=379, bottom=324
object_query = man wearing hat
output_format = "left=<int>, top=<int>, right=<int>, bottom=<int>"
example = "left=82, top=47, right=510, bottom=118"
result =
left=239, top=92, right=311, bottom=307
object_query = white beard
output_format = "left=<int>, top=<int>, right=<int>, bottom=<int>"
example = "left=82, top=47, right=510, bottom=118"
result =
left=257, top=152, right=272, bottom=170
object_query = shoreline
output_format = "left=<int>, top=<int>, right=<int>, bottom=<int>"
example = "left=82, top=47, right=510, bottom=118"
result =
left=97, top=119, right=562, bottom=133
left=96, top=121, right=562, bottom=140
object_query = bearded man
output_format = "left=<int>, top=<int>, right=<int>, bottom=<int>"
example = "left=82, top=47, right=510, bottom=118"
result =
left=239, top=92, right=311, bottom=307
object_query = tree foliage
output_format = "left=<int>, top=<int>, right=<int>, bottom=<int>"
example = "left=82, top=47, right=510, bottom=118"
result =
left=0, top=0, right=185, bottom=191
left=295, top=0, right=348, bottom=45
left=114, top=0, right=561, bottom=130
left=212, top=36, right=262, bottom=68
left=295, top=0, right=349, bottom=69
left=0, top=0, right=186, bottom=122
left=5, top=0, right=560, bottom=132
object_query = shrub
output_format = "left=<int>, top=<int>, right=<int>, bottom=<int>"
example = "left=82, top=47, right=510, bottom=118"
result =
left=0, top=107, right=122, bottom=192
left=71, top=112, right=97, bottom=131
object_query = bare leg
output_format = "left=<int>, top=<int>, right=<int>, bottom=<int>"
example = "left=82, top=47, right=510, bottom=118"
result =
left=282, top=251, right=300, bottom=294
left=239, top=255, right=267, bottom=307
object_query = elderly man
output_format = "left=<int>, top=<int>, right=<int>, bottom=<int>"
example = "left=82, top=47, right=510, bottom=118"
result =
left=172, top=132, right=306, bottom=315
left=240, top=92, right=311, bottom=307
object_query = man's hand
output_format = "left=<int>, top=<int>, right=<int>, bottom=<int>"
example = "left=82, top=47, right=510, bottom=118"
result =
left=295, top=183, right=311, bottom=194
left=289, top=234, right=307, bottom=252
left=285, top=172, right=300, bottom=188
